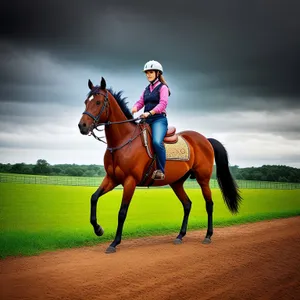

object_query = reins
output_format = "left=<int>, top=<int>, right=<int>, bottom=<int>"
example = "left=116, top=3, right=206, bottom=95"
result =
left=90, top=117, right=144, bottom=153
left=95, top=117, right=142, bottom=127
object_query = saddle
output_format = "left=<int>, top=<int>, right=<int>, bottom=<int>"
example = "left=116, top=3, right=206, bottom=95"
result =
left=139, top=124, right=178, bottom=155
left=138, top=123, right=190, bottom=186
left=163, top=126, right=178, bottom=144
left=140, top=123, right=189, bottom=159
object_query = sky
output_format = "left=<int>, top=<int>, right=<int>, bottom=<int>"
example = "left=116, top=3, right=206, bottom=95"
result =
left=1, top=0, right=300, bottom=168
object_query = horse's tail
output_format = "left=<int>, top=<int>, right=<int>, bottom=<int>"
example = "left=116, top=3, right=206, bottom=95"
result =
left=208, top=138, right=242, bottom=214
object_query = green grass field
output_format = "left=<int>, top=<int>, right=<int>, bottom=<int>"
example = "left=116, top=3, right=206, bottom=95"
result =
left=0, top=183, right=300, bottom=258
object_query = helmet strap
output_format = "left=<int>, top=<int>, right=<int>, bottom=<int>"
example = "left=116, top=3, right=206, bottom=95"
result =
left=150, top=77, right=159, bottom=85
left=150, top=72, right=160, bottom=85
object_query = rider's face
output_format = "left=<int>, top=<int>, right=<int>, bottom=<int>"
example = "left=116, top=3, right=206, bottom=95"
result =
left=145, top=70, right=156, bottom=82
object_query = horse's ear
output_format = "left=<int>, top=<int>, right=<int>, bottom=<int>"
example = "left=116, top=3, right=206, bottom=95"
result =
left=100, top=77, right=106, bottom=89
left=88, top=79, right=94, bottom=90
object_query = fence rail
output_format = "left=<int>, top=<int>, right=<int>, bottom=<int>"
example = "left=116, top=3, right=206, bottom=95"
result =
left=0, top=173, right=299, bottom=190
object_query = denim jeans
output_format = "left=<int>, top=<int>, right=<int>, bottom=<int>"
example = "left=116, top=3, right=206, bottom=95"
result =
left=146, top=114, right=168, bottom=173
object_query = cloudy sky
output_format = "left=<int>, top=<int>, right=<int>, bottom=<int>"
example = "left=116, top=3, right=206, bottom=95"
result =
left=1, top=0, right=299, bottom=168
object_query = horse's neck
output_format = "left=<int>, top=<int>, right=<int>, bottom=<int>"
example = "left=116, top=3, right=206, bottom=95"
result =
left=104, top=98, right=137, bottom=148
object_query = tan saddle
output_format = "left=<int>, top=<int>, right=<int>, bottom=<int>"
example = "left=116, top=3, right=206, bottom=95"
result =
left=163, top=126, right=178, bottom=144
left=140, top=123, right=190, bottom=164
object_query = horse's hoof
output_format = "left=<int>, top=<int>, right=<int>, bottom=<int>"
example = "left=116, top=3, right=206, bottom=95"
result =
left=105, top=246, right=116, bottom=254
left=202, top=237, right=211, bottom=244
left=94, top=225, right=104, bottom=236
left=173, top=238, right=183, bottom=245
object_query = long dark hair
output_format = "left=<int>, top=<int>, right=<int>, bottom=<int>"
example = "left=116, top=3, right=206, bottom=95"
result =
left=158, top=73, right=171, bottom=96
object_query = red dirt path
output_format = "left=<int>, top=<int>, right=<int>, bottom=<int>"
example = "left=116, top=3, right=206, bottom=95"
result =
left=1, top=217, right=300, bottom=300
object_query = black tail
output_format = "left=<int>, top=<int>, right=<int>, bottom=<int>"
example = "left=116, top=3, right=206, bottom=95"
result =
left=208, top=138, right=242, bottom=214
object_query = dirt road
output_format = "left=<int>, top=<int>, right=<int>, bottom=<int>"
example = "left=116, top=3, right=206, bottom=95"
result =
left=1, top=217, right=300, bottom=300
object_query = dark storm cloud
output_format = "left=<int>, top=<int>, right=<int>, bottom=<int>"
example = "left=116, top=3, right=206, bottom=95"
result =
left=1, top=0, right=300, bottom=108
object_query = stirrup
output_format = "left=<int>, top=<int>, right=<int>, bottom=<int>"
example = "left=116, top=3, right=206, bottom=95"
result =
left=152, top=170, right=165, bottom=180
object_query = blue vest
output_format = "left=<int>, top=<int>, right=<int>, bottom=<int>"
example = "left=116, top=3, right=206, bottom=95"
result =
left=144, top=83, right=163, bottom=112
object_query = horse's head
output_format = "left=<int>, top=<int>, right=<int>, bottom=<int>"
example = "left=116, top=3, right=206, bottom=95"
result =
left=78, top=77, right=109, bottom=135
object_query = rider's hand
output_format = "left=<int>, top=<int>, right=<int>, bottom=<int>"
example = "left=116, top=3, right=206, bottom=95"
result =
left=131, top=107, right=137, bottom=114
left=140, top=112, right=151, bottom=119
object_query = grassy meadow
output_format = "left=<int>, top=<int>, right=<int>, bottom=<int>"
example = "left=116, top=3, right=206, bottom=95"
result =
left=0, top=182, right=300, bottom=258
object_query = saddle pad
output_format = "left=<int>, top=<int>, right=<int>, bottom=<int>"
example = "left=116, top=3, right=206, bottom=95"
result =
left=165, top=136, right=190, bottom=161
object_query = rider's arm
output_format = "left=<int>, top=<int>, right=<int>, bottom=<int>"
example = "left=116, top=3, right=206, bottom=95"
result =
left=132, top=91, right=145, bottom=113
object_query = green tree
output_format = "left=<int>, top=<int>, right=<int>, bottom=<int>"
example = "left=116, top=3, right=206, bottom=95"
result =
left=10, top=163, right=27, bottom=174
left=33, top=159, right=51, bottom=175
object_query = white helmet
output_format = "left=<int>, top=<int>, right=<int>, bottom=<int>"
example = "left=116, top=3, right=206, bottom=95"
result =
left=143, top=60, right=163, bottom=73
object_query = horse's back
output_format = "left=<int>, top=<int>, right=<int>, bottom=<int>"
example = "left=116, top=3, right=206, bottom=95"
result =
left=178, top=130, right=213, bottom=151
left=178, top=130, right=214, bottom=170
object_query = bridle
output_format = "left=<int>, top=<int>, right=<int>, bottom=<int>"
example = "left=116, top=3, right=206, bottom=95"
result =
left=82, top=90, right=109, bottom=127
left=82, top=89, right=143, bottom=151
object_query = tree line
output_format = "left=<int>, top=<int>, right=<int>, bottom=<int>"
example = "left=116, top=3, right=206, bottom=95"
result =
left=0, top=159, right=106, bottom=177
left=0, top=159, right=299, bottom=183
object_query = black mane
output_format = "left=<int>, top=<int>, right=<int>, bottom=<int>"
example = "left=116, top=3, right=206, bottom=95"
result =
left=88, top=86, right=137, bottom=123
left=108, top=88, right=137, bottom=122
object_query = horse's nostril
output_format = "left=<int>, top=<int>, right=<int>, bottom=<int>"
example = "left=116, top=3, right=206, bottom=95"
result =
left=78, top=123, right=87, bottom=129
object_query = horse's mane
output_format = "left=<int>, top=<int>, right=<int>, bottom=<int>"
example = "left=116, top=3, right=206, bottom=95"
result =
left=108, top=88, right=137, bottom=123
left=88, top=86, right=137, bottom=124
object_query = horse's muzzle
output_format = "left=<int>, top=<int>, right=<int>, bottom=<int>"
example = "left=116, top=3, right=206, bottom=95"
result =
left=78, top=122, right=89, bottom=135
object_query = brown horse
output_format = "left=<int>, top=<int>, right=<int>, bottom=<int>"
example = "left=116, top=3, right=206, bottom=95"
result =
left=78, top=77, right=242, bottom=253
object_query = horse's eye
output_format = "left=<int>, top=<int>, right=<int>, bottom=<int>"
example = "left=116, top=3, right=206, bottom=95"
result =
left=96, top=101, right=100, bottom=105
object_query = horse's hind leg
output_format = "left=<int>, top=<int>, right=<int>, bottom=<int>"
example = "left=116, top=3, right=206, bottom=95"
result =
left=170, top=180, right=192, bottom=244
left=197, top=178, right=214, bottom=244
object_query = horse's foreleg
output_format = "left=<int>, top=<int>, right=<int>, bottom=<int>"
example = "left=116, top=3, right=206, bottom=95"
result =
left=91, top=175, right=117, bottom=236
left=170, top=181, right=192, bottom=244
left=106, top=176, right=136, bottom=254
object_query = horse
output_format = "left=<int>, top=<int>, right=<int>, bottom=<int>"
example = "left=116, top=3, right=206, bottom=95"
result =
left=78, top=77, right=242, bottom=253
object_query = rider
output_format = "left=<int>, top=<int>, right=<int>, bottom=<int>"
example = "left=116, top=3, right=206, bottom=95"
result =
left=131, top=60, right=171, bottom=180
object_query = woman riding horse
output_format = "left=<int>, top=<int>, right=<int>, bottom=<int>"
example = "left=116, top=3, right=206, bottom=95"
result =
left=132, top=60, right=170, bottom=180
left=78, top=75, right=242, bottom=254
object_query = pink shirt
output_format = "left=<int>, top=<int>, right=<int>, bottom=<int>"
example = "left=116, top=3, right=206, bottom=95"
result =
left=133, top=80, right=169, bottom=114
